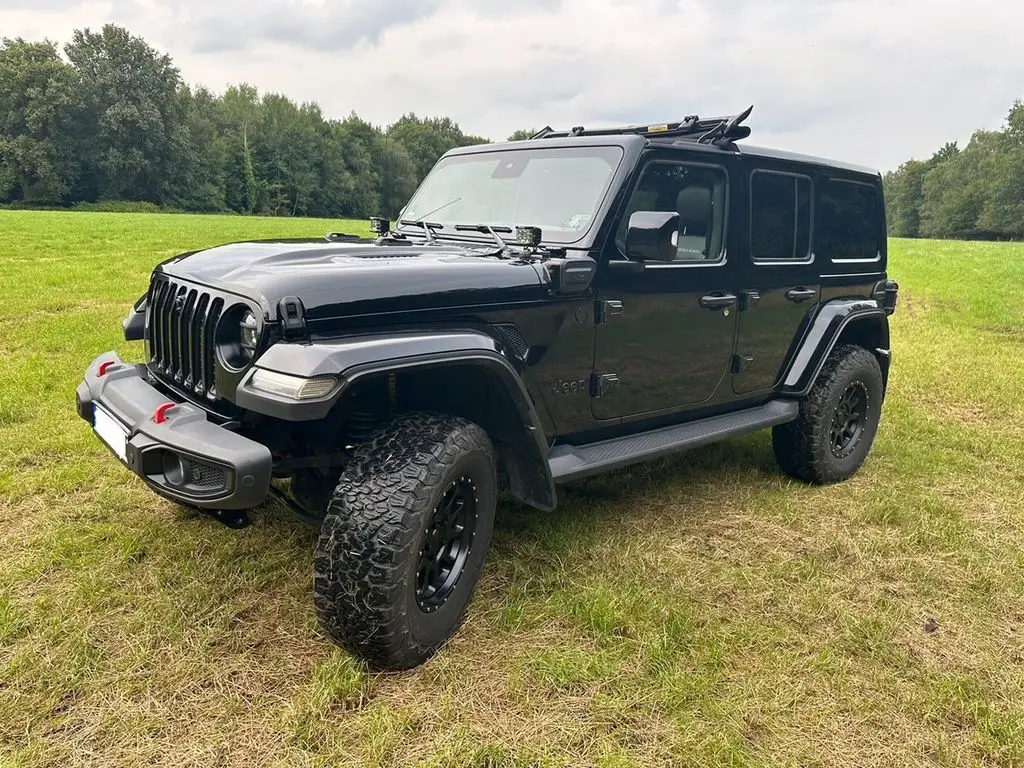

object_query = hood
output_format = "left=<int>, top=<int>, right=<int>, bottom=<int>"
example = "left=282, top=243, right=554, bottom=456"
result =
left=156, top=238, right=548, bottom=321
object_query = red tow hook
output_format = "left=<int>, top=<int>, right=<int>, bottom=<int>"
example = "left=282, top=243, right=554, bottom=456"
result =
left=153, top=403, right=176, bottom=424
left=98, top=360, right=116, bottom=376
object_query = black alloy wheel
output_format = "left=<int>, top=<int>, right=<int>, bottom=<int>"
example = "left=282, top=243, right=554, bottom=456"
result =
left=830, top=381, right=868, bottom=458
left=416, top=475, right=478, bottom=612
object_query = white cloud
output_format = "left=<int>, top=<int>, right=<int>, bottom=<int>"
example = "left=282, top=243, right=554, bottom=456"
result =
left=1, top=0, right=1022, bottom=170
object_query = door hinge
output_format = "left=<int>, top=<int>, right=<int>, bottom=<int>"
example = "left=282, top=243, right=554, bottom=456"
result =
left=590, top=372, right=620, bottom=398
left=732, top=354, right=755, bottom=374
left=595, top=300, right=623, bottom=325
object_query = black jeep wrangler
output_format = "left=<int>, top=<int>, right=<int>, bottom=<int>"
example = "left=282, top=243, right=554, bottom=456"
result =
left=77, top=107, right=898, bottom=670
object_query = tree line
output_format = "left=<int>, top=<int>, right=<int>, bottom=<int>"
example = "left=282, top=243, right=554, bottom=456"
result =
left=884, top=101, right=1024, bottom=240
left=0, top=25, right=537, bottom=218
left=7, top=24, right=1021, bottom=237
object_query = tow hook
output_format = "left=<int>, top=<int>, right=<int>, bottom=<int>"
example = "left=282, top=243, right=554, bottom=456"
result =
left=202, top=508, right=252, bottom=530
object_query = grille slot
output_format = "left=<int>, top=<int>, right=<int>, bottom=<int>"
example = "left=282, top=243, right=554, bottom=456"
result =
left=147, top=275, right=224, bottom=400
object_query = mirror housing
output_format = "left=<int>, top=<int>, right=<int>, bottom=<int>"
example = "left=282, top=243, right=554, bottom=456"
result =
left=625, top=211, right=679, bottom=263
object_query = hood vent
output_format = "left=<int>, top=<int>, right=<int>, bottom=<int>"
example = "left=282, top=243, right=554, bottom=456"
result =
left=493, top=323, right=530, bottom=361
left=345, top=250, right=423, bottom=259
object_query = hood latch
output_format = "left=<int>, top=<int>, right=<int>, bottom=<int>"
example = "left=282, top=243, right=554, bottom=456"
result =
left=278, top=296, right=308, bottom=340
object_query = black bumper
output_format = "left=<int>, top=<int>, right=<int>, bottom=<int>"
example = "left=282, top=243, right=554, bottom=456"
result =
left=76, top=352, right=272, bottom=510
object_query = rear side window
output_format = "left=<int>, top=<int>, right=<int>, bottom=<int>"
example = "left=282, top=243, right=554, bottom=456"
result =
left=819, top=179, right=881, bottom=262
left=750, top=171, right=813, bottom=262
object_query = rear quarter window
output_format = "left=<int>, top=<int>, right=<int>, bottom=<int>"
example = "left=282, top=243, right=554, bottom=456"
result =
left=818, top=179, right=882, bottom=262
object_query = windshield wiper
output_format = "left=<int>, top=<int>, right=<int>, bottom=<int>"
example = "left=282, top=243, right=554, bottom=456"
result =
left=396, top=196, right=464, bottom=243
left=397, top=219, right=443, bottom=243
left=454, top=224, right=513, bottom=255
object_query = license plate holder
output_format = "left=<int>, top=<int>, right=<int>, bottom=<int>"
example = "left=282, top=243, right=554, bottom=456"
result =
left=93, top=404, right=129, bottom=463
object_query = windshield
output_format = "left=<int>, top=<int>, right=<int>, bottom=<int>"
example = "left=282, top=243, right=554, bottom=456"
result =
left=398, top=145, right=625, bottom=244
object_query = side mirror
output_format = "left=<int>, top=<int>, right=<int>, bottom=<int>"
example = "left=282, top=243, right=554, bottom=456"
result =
left=625, top=211, right=679, bottom=263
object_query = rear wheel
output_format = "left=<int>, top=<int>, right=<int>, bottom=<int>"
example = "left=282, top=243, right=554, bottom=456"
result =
left=773, top=344, right=884, bottom=484
left=313, top=412, right=497, bottom=671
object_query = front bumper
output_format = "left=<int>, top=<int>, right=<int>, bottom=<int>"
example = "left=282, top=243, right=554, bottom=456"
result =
left=76, top=352, right=272, bottom=510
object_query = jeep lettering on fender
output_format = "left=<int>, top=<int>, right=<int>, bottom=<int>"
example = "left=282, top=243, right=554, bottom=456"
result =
left=552, top=378, right=588, bottom=396
left=77, top=105, right=898, bottom=671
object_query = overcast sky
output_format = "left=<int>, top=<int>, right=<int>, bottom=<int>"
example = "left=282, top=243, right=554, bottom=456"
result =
left=3, top=0, right=1022, bottom=171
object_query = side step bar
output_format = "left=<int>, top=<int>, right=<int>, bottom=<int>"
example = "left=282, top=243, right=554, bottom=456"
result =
left=548, top=400, right=799, bottom=484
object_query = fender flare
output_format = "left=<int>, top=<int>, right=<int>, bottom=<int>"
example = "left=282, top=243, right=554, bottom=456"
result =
left=781, top=299, right=891, bottom=396
left=237, top=329, right=557, bottom=511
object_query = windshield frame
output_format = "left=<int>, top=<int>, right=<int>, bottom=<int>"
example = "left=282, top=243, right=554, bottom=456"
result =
left=396, top=137, right=645, bottom=249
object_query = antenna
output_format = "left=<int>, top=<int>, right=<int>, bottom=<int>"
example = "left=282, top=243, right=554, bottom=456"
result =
left=383, top=127, right=391, bottom=217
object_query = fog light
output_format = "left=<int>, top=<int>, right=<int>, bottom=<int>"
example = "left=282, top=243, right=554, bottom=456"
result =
left=162, top=451, right=185, bottom=486
left=249, top=369, right=338, bottom=400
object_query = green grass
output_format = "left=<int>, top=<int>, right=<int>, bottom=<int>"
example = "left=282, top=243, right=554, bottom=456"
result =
left=1, top=211, right=1023, bottom=766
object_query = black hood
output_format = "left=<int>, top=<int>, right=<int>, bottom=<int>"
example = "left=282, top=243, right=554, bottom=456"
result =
left=156, top=238, right=548, bottom=321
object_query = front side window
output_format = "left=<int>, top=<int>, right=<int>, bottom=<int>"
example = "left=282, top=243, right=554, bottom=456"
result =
left=616, top=162, right=728, bottom=262
left=399, top=146, right=624, bottom=244
left=819, top=179, right=882, bottom=261
left=750, top=171, right=813, bottom=262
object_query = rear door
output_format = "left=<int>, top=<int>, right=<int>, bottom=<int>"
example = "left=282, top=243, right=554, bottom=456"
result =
left=592, top=152, right=739, bottom=420
left=733, top=166, right=820, bottom=395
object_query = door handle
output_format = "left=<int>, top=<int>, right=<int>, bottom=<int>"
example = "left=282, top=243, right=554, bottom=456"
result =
left=699, top=293, right=738, bottom=310
left=785, top=287, right=817, bottom=303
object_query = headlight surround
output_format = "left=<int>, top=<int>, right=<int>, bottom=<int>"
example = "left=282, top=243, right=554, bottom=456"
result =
left=217, top=303, right=262, bottom=371
left=248, top=369, right=338, bottom=400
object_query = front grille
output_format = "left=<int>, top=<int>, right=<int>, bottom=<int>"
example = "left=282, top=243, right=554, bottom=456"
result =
left=147, top=275, right=224, bottom=400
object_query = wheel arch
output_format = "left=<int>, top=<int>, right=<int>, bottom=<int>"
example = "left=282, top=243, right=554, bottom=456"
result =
left=246, top=330, right=557, bottom=512
left=782, top=299, right=891, bottom=397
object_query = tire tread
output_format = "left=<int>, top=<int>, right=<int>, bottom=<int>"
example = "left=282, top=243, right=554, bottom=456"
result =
left=773, top=344, right=883, bottom=485
left=313, top=412, right=494, bottom=670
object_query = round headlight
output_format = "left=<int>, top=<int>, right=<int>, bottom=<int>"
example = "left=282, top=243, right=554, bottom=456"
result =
left=216, top=304, right=261, bottom=371
left=240, top=311, right=259, bottom=352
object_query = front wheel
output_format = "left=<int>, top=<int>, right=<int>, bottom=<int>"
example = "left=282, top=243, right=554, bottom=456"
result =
left=772, top=344, right=884, bottom=484
left=313, top=413, right=497, bottom=671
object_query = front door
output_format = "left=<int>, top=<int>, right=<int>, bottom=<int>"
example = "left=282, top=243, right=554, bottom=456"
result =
left=733, top=168, right=821, bottom=394
left=592, top=157, right=738, bottom=420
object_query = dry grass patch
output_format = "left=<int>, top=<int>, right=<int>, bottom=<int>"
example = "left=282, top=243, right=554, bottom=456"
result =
left=1, top=218, right=1023, bottom=766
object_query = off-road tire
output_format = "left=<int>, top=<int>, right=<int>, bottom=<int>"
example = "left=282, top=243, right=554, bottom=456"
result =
left=314, top=412, right=497, bottom=671
left=772, top=344, right=884, bottom=484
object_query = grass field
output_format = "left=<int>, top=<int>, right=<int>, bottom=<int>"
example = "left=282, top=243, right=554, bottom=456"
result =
left=1, top=210, right=1023, bottom=767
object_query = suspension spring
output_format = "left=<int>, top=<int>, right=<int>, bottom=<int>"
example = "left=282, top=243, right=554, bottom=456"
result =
left=346, top=409, right=380, bottom=445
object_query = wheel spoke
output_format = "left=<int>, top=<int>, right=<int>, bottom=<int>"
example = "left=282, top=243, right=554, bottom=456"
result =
left=830, top=382, right=868, bottom=457
left=416, top=474, right=479, bottom=612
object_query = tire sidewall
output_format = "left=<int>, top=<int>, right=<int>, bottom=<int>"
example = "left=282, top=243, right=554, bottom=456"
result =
left=405, top=446, right=496, bottom=649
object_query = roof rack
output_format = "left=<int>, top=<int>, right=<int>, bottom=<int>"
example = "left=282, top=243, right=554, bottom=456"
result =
left=530, top=105, right=754, bottom=147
